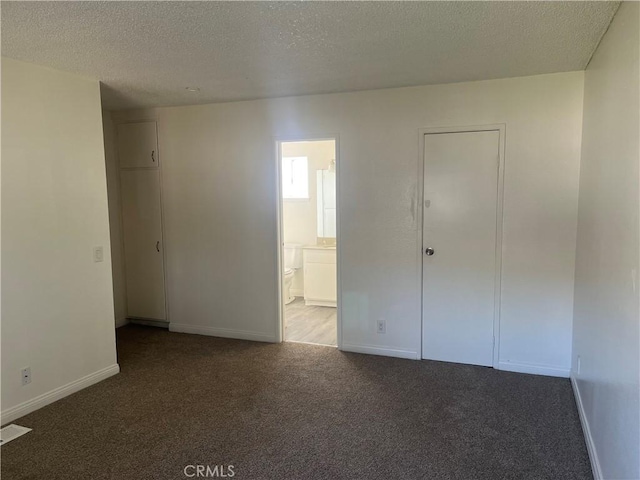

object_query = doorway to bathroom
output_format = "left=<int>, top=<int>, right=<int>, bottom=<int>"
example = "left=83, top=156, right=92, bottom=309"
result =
left=277, top=138, right=339, bottom=347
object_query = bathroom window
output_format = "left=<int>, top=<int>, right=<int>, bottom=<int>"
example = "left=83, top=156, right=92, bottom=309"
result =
left=281, top=156, right=309, bottom=199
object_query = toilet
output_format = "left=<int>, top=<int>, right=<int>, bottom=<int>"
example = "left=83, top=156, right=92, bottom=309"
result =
left=283, top=243, right=303, bottom=305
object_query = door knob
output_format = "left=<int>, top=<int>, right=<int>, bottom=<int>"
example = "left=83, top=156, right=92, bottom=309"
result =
left=425, top=247, right=435, bottom=256
left=156, top=241, right=160, bottom=252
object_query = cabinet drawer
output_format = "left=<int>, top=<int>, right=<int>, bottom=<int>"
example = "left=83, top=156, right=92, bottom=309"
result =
left=303, top=248, right=336, bottom=264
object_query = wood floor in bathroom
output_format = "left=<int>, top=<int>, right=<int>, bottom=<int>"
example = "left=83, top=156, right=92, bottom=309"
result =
left=284, top=297, right=337, bottom=346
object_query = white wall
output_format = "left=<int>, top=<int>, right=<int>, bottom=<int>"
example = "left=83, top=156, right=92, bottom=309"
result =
left=102, top=111, right=128, bottom=327
left=110, top=72, right=584, bottom=372
left=1, top=58, right=119, bottom=422
left=572, top=3, right=640, bottom=479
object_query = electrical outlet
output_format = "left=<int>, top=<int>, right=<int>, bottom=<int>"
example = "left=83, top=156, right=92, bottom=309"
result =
left=377, top=319, right=386, bottom=334
left=93, top=246, right=104, bottom=263
left=21, top=367, right=31, bottom=386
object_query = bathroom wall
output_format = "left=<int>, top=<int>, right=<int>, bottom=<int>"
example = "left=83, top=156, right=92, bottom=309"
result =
left=109, top=71, right=584, bottom=374
left=281, top=140, right=336, bottom=295
left=572, top=3, right=640, bottom=479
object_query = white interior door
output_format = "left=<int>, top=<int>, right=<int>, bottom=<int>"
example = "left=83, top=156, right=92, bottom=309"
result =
left=120, top=169, right=166, bottom=320
left=422, top=130, right=500, bottom=367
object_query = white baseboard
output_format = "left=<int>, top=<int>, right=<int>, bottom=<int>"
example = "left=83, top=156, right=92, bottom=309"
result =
left=1, top=364, right=120, bottom=425
left=571, top=375, right=602, bottom=480
left=498, top=361, right=570, bottom=378
left=341, top=343, right=419, bottom=360
left=169, top=323, right=277, bottom=343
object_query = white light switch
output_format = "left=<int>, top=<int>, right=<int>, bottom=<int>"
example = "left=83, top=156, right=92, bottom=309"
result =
left=93, top=246, right=104, bottom=263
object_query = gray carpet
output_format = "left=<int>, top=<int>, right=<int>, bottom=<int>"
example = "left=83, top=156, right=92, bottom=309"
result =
left=2, top=325, right=591, bottom=480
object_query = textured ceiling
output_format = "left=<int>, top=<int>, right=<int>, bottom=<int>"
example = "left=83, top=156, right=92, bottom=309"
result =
left=1, top=1, right=620, bottom=110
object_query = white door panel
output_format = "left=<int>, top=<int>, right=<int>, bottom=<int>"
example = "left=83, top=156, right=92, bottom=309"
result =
left=120, top=169, right=166, bottom=320
left=422, top=130, right=499, bottom=367
left=117, top=122, right=158, bottom=168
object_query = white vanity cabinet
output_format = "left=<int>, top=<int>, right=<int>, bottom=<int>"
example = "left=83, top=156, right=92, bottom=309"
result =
left=303, top=247, right=337, bottom=307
